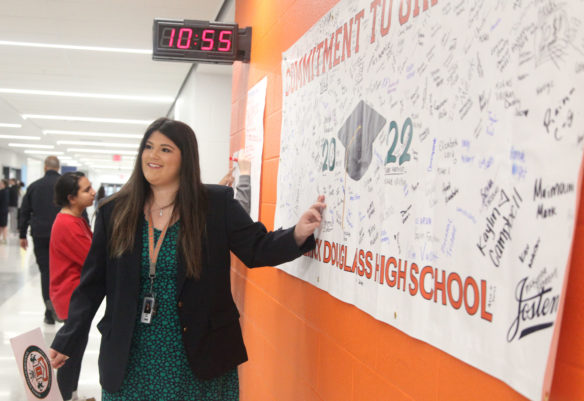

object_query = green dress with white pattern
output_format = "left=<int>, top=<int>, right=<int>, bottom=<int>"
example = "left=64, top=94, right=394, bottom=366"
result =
left=102, top=221, right=239, bottom=401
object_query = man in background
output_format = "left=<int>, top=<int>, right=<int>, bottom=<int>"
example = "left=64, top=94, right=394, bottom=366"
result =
left=19, top=156, right=61, bottom=325
left=8, top=178, right=20, bottom=236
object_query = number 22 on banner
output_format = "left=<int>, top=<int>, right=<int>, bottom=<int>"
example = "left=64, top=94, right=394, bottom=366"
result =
left=385, top=117, right=413, bottom=166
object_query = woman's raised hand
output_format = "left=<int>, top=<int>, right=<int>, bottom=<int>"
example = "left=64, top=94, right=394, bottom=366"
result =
left=238, top=153, right=252, bottom=175
left=293, top=195, right=326, bottom=246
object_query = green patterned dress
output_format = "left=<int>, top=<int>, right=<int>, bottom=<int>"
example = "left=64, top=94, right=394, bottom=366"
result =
left=102, top=221, right=239, bottom=401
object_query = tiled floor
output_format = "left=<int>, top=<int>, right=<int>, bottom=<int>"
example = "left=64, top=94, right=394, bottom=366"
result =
left=0, top=235, right=103, bottom=401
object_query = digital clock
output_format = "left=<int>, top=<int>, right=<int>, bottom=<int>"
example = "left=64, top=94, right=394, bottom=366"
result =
left=153, top=19, right=251, bottom=64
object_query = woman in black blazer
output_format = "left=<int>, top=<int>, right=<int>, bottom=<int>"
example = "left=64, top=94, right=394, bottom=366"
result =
left=49, top=118, right=325, bottom=401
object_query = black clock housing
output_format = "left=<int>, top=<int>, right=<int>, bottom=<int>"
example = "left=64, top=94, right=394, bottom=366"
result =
left=153, top=19, right=251, bottom=64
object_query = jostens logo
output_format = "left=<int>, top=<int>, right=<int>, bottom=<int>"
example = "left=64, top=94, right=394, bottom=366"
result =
left=22, top=345, right=52, bottom=398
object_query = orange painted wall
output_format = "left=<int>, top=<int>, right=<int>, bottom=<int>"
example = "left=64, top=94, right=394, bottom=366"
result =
left=229, top=0, right=584, bottom=400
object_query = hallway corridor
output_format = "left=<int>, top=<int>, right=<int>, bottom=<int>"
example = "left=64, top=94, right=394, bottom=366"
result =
left=0, top=236, right=103, bottom=401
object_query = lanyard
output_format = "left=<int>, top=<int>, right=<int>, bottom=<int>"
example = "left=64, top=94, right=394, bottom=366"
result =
left=147, top=208, right=172, bottom=294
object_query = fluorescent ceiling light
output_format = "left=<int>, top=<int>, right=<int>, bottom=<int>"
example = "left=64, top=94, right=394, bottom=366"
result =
left=60, top=157, right=80, bottom=161
left=24, top=150, right=64, bottom=155
left=0, top=40, right=151, bottom=55
left=44, top=130, right=143, bottom=139
left=0, top=123, right=22, bottom=128
left=0, top=88, right=173, bottom=103
left=80, top=158, right=135, bottom=163
left=67, top=148, right=138, bottom=155
left=23, top=114, right=151, bottom=125
left=77, top=160, right=135, bottom=168
left=57, top=140, right=137, bottom=148
left=0, top=135, right=40, bottom=140
left=84, top=159, right=134, bottom=164
left=9, top=143, right=54, bottom=149
left=87, top=165, right=133, bottom=170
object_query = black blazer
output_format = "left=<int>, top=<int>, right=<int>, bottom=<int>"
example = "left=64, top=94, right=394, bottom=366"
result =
left=19, top=170, right=61, bottom=239
left=51, top=184, right=315, bottom=392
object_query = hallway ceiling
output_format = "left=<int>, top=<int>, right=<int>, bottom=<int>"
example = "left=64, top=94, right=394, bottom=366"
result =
left=0, top=0, right=231, bottom=173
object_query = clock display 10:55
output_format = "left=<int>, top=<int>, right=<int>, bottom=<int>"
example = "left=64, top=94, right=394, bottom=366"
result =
left=158, top=26, right=233, bottom=52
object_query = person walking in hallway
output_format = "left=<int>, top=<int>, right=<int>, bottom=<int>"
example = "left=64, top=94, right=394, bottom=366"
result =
left=0, top=179, right=9, bottom=244
left=50, top=172, right=96, bottom=401
left=19, top=155, right=62, bottom=325
left=49, top=118, right=325, bottom=401
left=8, top=178, right=20, bottom=235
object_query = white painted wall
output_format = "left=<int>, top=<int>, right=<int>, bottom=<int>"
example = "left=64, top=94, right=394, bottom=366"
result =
left=173, top=69, right=232, bottom=184
left=0, top=148, right=25, bottom=170
left=0, top=147, right=29, bottom=181
left=25, top=157, right=43, bottom=186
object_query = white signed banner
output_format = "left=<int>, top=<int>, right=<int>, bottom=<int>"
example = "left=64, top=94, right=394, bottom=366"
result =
left=274, top=1, right=584, bottom=399
left=245, top=76, right=267, bottom=221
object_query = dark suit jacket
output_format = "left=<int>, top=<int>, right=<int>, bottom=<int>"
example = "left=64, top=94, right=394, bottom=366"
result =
left=51, top=184, right=315, bottom=392
left=19, top=170, right=61, bottom=239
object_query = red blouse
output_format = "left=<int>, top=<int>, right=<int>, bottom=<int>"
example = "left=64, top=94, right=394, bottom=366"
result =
left=49, top=212, right=92, bottom=320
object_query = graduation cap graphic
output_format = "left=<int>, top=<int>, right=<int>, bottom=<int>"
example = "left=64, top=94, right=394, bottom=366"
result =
left=337, top=100, right=387, bottom=181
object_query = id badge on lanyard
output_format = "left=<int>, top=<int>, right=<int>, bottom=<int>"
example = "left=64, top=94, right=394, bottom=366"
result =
left=142, top=211, right=171, bottom=324
left=140, top=293, right=156, bottom=324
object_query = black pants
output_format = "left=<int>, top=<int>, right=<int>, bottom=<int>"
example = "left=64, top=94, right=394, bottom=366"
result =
left=32, top=236, right=51, bottom=319
left=57, top=322, right=89, bottom=400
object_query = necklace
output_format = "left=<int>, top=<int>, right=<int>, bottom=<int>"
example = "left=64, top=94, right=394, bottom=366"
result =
left=151, top=200, right=175, bottom=217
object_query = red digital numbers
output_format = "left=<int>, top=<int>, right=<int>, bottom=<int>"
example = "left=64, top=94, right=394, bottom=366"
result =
left=160, top=26, right=232, bottom=52
left=177, top=28, right=192, bottom=49
left=201, top=29, right=214, bottom=51
left=218, top=30, right=232, bottom=51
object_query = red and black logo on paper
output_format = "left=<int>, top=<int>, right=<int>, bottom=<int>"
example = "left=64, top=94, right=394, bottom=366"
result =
left=23, top=345, right=52, bottom=398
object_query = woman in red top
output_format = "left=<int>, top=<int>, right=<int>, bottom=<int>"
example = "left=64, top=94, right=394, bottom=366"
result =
left=50, top=171, right=95, bottom=401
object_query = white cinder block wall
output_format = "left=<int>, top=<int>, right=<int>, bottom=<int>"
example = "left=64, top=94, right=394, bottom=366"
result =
left=173, top=69, right=232, bottom=185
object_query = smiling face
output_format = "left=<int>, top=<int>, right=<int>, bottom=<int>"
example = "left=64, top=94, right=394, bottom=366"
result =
left=69, top=176, right=95, bottom=209
left=141, top=131, right=182, bottom=189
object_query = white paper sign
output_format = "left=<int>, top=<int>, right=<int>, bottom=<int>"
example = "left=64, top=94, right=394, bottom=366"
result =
left=245, top=77, right=268, bottom=221
left=274, top=1, right=584, bottom=400
left=10, top=328, right=63, bottom=401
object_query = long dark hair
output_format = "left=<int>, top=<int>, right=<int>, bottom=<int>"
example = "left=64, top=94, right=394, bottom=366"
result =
left=103, top=117, right=208, bottom=279
left=54, top=171, right=85, bottom=207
